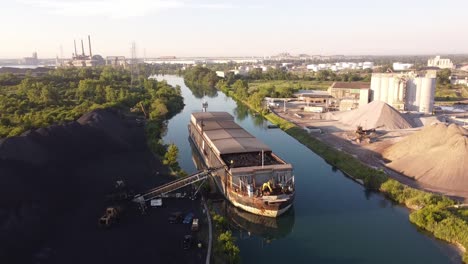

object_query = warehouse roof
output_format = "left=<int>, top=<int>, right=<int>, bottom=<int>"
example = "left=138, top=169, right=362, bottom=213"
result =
left=191, top=112, right=271, bottom=155
left=330, top=82, right=370, bottom=89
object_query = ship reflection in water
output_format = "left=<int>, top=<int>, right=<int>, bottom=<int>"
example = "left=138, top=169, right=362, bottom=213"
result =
left=189, top=139, right=295, bottom=241
left=221, top=201, right=295, bottom=242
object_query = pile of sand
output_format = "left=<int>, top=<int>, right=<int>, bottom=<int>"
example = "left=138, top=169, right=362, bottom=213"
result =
left=326, top=101, right=413, bottom=130
left=383, top=123, right=468, bottom=192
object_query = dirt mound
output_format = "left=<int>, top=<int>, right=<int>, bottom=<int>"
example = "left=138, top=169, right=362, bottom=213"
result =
left=327, top=101, right=413, bottom=130
left=383, top=123, right=468, bottom=192
left=0, top=109, right=144, bottom=165
left=0, top=108, right=148, bottom=262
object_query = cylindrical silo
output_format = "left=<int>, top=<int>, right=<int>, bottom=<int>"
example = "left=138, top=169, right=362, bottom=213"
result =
left=387, top=76, right=396, bottom=106
left=406, top=79, right=416, bottom=111
left=370, top=74, right=381, bottom=102
left=392, top=77, right=400, bottom=104
left=381, top=75, right=389, bottom=102
left=398, top=79, right=405, bottom=102
left=412, top=77, right=422, bottom=112
left=419, top=76, right=435, bottom=113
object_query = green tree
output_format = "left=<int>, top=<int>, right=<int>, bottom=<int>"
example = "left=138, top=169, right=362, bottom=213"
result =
left=437, top=69, right=451, bottom=86
left=150, top=99, right=169, bottom=119
left=163, top=143, right=180, bottom=171
left=105, top=86, right=116, bottom=102
left=40, top=85, right=59, bottom=105
left=232, top=79, right=249, bottom=99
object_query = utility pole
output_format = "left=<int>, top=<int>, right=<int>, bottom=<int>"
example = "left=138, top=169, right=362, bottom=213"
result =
left=130, top=42, right=139, bottom=88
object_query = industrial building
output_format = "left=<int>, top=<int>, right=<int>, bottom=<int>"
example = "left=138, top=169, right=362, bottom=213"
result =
left=393, top=62, right=413, bottom=71
left=328, top=82, right=370, bottom=111
left=370, top=71, right=436, bottom=113
left=306, top=61, right=374, bottom=72
left=427, top=56, right=454, bottom=69
left=106, top=56, right=128, bottom=68
left=22, top=52, right=38, bottom=65
left=450, top=76, right=468, bottom=86
left=60, top=36, right=99, bottom=67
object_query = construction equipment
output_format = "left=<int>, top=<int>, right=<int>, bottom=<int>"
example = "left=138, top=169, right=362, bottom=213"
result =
left=99, top=207, right=121, bottom=228
left=261, top=181, right=273, bottom=194
left=354, top=126, right=377, bottom=144
left=132, top=167, right=223, bottom=214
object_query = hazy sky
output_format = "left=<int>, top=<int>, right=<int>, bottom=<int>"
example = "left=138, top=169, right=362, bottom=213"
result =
left=1, top=0, right=467, bottom=58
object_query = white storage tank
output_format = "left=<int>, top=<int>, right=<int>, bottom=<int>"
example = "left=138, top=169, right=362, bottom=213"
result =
left=370, top=74, right=381, bottom=101
left=419, top=75, right=436, bottom=113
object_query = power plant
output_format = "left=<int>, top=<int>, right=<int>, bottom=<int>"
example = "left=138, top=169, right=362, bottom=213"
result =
left=370, top=71, right=436, bottom=114
left=60, top=35, right=102, bottom=67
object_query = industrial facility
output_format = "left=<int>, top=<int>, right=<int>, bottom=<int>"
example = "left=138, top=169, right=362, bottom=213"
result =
left=327, top=82, right=370, bottom=111
left=282, top=71, right=436, bottom=114
left=22, top=52, right=39, bottom=65
left=370, top=71, right=436, bottom=114
left=427, top=56, right=454, bottom=69
left=59, top=36, right=101, bottom=67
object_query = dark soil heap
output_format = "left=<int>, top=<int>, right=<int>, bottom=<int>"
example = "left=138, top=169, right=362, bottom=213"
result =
left=0, top=109, right=149, bottom=262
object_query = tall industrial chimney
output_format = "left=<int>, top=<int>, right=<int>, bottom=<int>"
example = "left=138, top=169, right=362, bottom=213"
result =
left=74, top=40, right=77, bottom=58
left=81, top=39, right=85, bottom=56
left=88, top=35, right=92, bottom=58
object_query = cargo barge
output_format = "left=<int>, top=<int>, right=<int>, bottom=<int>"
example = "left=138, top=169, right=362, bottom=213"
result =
left=188, top=112, right=295, bottom=217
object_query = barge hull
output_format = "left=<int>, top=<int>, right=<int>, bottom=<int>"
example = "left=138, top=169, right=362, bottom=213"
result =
left=188, top=112, right=294, bottom=218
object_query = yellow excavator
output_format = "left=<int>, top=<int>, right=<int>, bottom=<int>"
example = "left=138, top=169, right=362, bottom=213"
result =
left=262, top=181, right=273, bottom=194
left=354, top=125, right=379, bottom=144
left=99, top=207, right=121, bottom=228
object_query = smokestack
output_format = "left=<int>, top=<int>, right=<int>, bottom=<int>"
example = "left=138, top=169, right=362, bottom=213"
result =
left=74, top=40, right=77, bottom=58
left=88, top=35, right=92, bottom=58
left=81, top=39, right=85, bottom=56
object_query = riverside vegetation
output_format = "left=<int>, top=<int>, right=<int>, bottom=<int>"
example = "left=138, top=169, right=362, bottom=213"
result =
left=0, top=67, right=185, bottom=169
left=184, top=67, right=468, bottom=263
left=211, top=211, right=240, bottom=264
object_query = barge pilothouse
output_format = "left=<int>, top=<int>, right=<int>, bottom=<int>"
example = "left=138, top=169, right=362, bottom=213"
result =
left=188, top=112, right=295, bottom=217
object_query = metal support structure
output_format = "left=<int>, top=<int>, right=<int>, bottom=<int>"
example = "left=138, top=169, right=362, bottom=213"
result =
left=191, top=178, right=207, bottom=200
left=133, top=169, right=220, bottom=203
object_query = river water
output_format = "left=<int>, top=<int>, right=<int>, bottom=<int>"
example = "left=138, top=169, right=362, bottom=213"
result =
left=157, top=75, right=460, bottom=264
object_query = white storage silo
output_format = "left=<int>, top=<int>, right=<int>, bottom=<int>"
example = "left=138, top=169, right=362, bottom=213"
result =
left=419, top=76, right=435, bottom=113
left=387, top=76, right=396, bottom=106
left=380, top=75, right=389, bottom=102
left=405, top=79, right=417, bottom=111
left=370, top=74, right=381, bottom=101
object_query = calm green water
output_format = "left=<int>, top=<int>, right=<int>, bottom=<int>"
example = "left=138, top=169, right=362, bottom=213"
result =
left=158, top=75, right=460, bottom=264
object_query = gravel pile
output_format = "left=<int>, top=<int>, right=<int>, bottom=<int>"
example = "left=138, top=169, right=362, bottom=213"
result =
left=327, top=101, right=413, bottom=130
left=383, top=123, right=468, bottom=191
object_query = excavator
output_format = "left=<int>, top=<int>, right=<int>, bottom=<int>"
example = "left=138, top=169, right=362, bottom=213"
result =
left=354, top=125, right=380, bottom=144
left=99, top=207, right=122, bottom=228
left=261, top=180, right=274, bottom=195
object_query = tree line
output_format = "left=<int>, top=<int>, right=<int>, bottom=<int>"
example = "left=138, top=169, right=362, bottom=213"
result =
left=0, top=66, right=184, bottom=138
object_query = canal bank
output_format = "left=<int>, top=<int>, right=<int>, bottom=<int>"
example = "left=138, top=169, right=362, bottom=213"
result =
left=218, top=81, right=468, bottom=261
left=158, top=75, right=462, bottom=264
left=217, top=82, right=468, bottom=263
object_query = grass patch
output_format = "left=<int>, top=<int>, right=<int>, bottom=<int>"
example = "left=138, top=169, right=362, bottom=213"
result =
left=249, top=80, right=332, bottom=92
